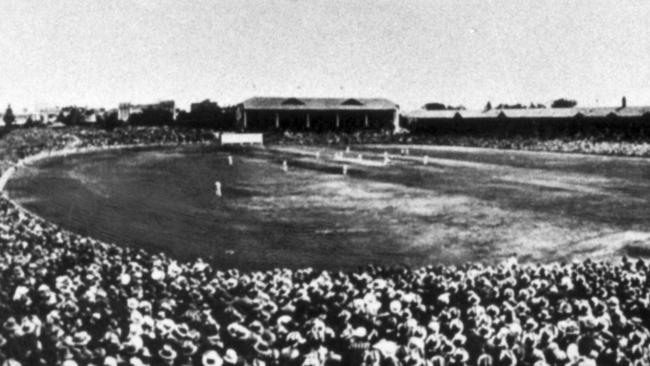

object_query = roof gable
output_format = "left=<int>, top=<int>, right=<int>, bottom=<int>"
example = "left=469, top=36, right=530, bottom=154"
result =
left=241, top=97, right=397, bottom=110
left=281, top=98, right=305, bottom=106
left=341, top=98, right=364, bottom=106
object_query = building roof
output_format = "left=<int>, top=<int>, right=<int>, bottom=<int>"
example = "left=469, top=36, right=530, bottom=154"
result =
left=403, top=106, right=650, bottom=120
left=404, top=110, right=461, bottom=119
left=615, top=106, right=650, bottom=117
left=241, top=97, right=398, bottom=111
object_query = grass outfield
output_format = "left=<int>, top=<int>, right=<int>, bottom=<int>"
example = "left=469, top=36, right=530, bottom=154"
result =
left=6, top=143, right=650, bottom=270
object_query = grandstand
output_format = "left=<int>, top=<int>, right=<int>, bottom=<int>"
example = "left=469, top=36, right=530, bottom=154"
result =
left=236, top=97, right=399, bottom=132
left=403, top=99, right=650, bottom=139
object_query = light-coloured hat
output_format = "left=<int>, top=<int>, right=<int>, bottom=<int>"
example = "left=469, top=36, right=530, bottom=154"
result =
left=127, top=297, right=139, bottom=310
left=202, top=350, right=223, bottom=366
left=351, top=326, right=367, bottom=339
left=20, top=318, right=37, bottom=336
left=227, top=323, right=251, bottom=340
left=128, top=357, right=145, bottom=366
left=103, top=356, right=118, bottom=366
left=65, top=331, right=91, bottom=347
left=373, top=339, right=398, bottom=358
left=181, top=340, right=198, bottom=357
left=158, top=344, right=177, bottom=361
left=3, top=317, right=19, bottom=334
left=453, top=348, right=469, bottom=363
left=223, top=349, right=238, bottom=364
left=389, top=300, right=402, bottom=314
left=254, top=341, right=274, bottom=359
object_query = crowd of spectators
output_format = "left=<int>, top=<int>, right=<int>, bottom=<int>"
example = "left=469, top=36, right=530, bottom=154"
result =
left=0, top=189, right=649, bottom=366
left=72, top=126, right=215, bottom=148
left=0, top=126, right=648, bottom=365
left=0, top=127, right=215, bottom=163
left=277, top=132, right=650, bottom=157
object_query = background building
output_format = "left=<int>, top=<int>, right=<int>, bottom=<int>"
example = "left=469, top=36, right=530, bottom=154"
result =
left=402, top=99, right=650, bottom=139
left=237, top=97, right=399, bottom=132
left=118, top=101, right=175, bottom=123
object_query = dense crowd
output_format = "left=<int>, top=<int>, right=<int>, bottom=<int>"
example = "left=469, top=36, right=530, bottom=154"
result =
left=0, top=126, right=648, bottom=365
left=277, top=132, right=650, bottom=157
left=0, top=191, right=649, bottom=366
left=73, top=126, right=215, bottom=148
left=0, top=127, right=215, bottom=164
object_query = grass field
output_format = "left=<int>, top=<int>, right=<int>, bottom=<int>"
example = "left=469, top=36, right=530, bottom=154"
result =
left=6, top=144, right=650, bottom=270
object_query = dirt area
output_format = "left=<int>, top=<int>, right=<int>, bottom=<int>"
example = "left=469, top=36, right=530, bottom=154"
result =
left=6, top=144, right=650, bottom=270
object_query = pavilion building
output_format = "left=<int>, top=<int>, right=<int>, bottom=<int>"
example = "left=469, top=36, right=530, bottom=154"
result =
left=236, top=97, right=399, bottom=132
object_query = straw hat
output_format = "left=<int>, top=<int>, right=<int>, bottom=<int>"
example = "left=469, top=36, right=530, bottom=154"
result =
left=122, top=335, right=144, bottom=355
left=351, top=326, right=367, bottom=339
left=477, top=324, right=493, bottom=339
left=65, top=331, right=91, bottom=347
left=138, top=301, right=153, bottom=315
left=276, top=314, right=292, bottom=330
left=103, top=356, right=118, bottom=366
left=389, top=300, right=402, bottom=314
left=223, top=349, right=238, bottom=365
left=128, top=357, right=145, bottom=366
left=430, top=355, right=445, bottom=366
left=580, top=316, right=599, bottom=331
left=437, top=293, right=450, bottom=305
left=180, top=340, right=198, bottom=357
left=452, top=348, right=469, bottom=363
left=477, top=353, right=493, bottom=366
left=202, top=350, right=223, bottom=366
left=227, top=323, right=251, bottom=341
left=172, top=323, right=191, bottom=340
left=248, top=320, right=264, bottom=335
left=285, top=331, right=305, bottom=345
left=373, top=339, right=398, bottom=358
left=499, top=350, right=517, bottom=366
left=449, top=318, right=464, bottom=334
left=253, top=341, right=274, bottom=359
left=3, top=317, right=19, bottom=335
left=158, top=344, right=177, bottom=362
left=156, top=318, right=176, bottom=336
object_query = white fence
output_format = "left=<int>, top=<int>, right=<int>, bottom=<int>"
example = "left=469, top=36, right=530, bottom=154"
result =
left=219, top=133, right=264, bottom=145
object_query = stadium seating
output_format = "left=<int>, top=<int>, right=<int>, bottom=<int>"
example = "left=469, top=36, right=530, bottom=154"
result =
left=0, top=127, right=648, bottom=366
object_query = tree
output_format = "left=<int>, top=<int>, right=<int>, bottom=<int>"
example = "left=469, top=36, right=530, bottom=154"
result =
left=551, top=98, right=577, bottom=108
left=484, top=101, right=492, bottom=111
left=57, top=107, right=85, bottom=125
left=495, top=103, right=525, bottom=109
left=98, top=110, right=120, bottom=130
left=24, top=116, right=35, bottom=127
left=423, top=102, right=447, bottom=111
left=3, top=105, right=15, bottom=127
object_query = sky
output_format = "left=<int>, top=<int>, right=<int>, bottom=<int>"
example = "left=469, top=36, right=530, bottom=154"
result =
left=1, top=0, right=649, bottom=113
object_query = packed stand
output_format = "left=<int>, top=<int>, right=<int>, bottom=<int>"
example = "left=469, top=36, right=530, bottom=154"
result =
left=0, top=127, right=649, bottom=365
left=0, top=193, right=649, bottom=366
left=72, top=126, right=215, bottom=148
left=0, top=126, right=216, bottom=172
left=277, top=131, right=650, bottom=157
